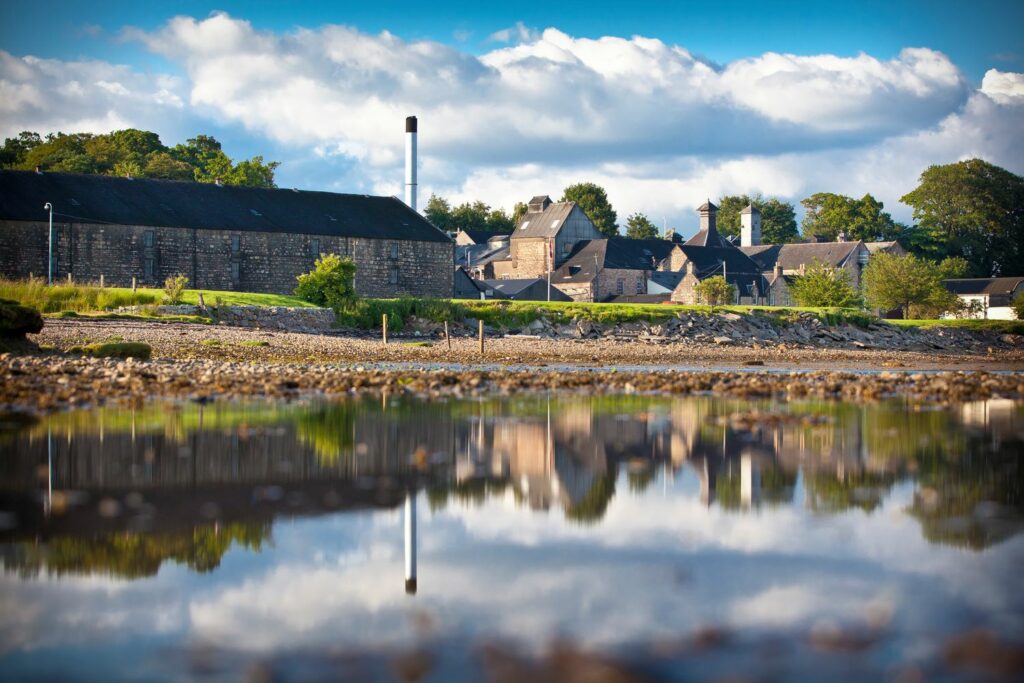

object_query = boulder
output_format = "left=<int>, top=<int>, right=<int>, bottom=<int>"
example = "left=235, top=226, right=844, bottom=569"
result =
left=713, top=336, right=734, bottom=345
left=0, top=300, right=44, bottom=338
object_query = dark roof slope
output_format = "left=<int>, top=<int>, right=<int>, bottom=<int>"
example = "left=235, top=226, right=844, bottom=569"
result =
left=944, top=277, right=1024, bottom=296
left=457, top=229, right=508, bottom=245
left=551, top=238, right=676, bottom=283
left=0, top=170, right=450, bottom=242
left=739, top=241, right=862, bottom=270
left=677, top=244, right=763, bottom=275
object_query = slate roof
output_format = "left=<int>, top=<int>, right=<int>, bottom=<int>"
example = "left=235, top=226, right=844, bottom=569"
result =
left=740, top=204, right=759, bottom=215
left=684, top=224, right=732, bottom=249
left=944, top=277, right=1024, bottom=296
left=456, top=243, right=510, bottom=268
left=676, top=244, right=763, bottom=275
left=552, top=238, right=677, bottom=283
left=739, top=241, right=863, bottom=271
left=0, top=170, right=450, bottom=242
left=457, top=229, right=509, bottom=245
left=864, top=241, right=901, bottom=254
left=603, top=293, right=671, bottom=304
left=650, top=270, right=686, bottom=291
left=513, top=201, right=577, bottom=238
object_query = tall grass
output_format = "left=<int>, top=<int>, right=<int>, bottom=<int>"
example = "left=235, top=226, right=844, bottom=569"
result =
left=0, top=277, right=158, bottom=313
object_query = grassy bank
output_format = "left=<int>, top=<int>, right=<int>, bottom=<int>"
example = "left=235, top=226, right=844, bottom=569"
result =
left=886, top=318, right=1024, bottom=335
left=334, top=298, right=877, bottom=331
left=0, top=278, right=312, bottom=314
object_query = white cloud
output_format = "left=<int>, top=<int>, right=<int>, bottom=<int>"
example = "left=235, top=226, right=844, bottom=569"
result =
left=0, top=12, right=1021, bottom=232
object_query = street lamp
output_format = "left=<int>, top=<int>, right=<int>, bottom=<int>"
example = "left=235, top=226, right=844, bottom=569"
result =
left=43, top=202, right=54, bottom=285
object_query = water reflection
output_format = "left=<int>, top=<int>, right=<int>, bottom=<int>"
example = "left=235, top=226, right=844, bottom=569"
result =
left=0, top=395, right=1022, bottom=681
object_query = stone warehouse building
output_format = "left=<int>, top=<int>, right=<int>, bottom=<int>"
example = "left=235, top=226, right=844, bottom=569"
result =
left=0, top=171, right=453, bottom=297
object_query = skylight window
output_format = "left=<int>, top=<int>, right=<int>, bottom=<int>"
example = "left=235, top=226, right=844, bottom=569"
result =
left=520, top=221, right=530, bottom=230
left=249, top=209, right=262, bottom=217
left=326, top=214, right=337, bottom=222
left=69, top=198, right=80, bottom=206
left=550, top=220, right=560, bottom=229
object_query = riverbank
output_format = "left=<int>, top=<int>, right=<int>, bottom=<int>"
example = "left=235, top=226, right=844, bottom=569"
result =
left=24, top=318, right=1024, bottom=371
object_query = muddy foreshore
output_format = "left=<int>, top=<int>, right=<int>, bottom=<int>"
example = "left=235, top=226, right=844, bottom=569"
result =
left=2, top=351, right=1023, bottom=417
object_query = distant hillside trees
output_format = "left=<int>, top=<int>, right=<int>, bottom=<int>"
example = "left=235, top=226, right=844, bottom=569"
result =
left=717, top=194, right=799, bottom=243
left=0, top=129, right=279, bottom=188
left=900, top=159, right=1024, bottom=277
left=424, top=195, right=516, bottom=233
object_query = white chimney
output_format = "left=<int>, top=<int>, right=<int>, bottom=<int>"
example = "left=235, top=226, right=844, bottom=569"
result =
left=405, top=116, right=417, bottom=211
left=741, top=204, right=761, bottom=247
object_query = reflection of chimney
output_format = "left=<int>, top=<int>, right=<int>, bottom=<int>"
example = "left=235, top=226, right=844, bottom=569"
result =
left=405, top=116, right=418, bottom=211
left=404, top=491, right=417, bottom=595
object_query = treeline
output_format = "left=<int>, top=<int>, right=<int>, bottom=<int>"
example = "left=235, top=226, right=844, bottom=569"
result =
left=0, top=129, right=279, bottom=188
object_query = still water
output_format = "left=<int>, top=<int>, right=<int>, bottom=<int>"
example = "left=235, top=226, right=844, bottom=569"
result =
left=1, top=395, right=1022, bottom=682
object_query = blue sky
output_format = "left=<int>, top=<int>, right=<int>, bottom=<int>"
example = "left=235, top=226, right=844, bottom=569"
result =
left=1, top=1, right=1022, bottom=230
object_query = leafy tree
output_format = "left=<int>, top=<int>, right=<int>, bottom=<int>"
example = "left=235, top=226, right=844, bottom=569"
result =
left=694, top=275, right=736, bottom=306
left=624, top=212, right=658, bottom=239
left=295, top=254, right=357, bottom=310
left=485, top=207, right=515, bottom=233
left=562, top=182, right=618, bottom=237
left=512, top=201, right=528, bottom=225
left=1012, top=291, right=1024, bottom=321
left=424, top=194, right=453, bottom=231
left=801, top=192, right=899, bottom=242
left=901, top=159, right=1024, bottom=277
left=716, top=194, right=799, bottom=243
left=451, top=200, right=491, bottom=233
left=6, top=129, right=278, bottom=187
left=936, top=256, right=970, bottom=280
left=0, top=131, right=42, bottom=167
left=789, top=260, right=861, bottom=307
left=862, top=253, right=952, bottom=319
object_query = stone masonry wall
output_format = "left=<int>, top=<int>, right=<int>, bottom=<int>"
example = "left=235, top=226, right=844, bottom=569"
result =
left=0, top=220, right=453, bottom=298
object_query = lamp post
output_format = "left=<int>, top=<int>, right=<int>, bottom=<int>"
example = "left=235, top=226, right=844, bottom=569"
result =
left=43, top=202, right=54, bottom=285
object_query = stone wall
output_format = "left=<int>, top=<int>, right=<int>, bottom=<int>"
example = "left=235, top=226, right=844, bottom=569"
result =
left=508, top=237, right=551, bottom=278
left=0, top=220, right=453, bottom=298
left=595, top=268, right=648, bottom=302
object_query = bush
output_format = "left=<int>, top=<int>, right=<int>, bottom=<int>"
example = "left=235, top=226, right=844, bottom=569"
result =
left=295, top=254, right=357, bottom=310
left=694, top=276, right=735, bottom=306
left=163, top=274, right=189, bottom=304
left=789, top=260, right=861, bottom=308
left=1013, top=290, right=1024, bottom=321
left=74, top=341, right=152, bottom=360
left=0, top=299, right=44, bottom=337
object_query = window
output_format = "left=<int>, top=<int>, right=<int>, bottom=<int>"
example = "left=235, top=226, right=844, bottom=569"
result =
left=143, top=230, right=155, bottom=248
left=389, top=267, right=399, bottom=284
left=144, top=257, right=154, bottom=279
left=310, top=239, right=320, bottom=258
left=390, top=243, right=400, bottom=259
left=231, top=261, right=240, bottom=282
left=231, top=235, right=240, bottom=253
left=550, top=220, right=560, bottom=229
left=520, top=221, right=530, bottom=230
left=636, top=280, right=644, bottom=294
left=616, top=279, right=624, bottom=295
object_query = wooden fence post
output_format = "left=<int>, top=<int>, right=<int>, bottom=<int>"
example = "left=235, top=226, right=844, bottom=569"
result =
left=382, top=313, right=389, bottom=345
left=445, top=320, right=452, bottom=351
left=131, top=276, right=137, bottom=292
left=67, top=273, right=72, bottom=284
left=99, top=274, right=105, bottom=288
left=478, top=319, right=484, bottom=355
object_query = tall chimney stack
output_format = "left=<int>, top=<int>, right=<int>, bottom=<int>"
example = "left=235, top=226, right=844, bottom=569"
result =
left=405, top=116, right=418, bottom=211
left=741, top=204, right=761, bottom=247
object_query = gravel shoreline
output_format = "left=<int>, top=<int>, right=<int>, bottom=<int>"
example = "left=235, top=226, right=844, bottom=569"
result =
left=26, top=318, right=1024, bottom=371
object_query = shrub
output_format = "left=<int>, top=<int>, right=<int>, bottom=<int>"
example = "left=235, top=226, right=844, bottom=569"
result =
left=694, top=276, right=736, bottom=307
left=0, top=299, right=44, bottom=338
left=789, top=260, right=861, bottom=308
left=295, top=254, right=357, bottom=310
left=1012, top=290, right=1024, bottom=321
left=76, top=341, right=152, bottom=360
left=163, top=274, right=189, bottom=305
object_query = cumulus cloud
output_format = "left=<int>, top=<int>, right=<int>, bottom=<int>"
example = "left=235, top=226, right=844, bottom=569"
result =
left=0, top=12, right=1021, bottom=231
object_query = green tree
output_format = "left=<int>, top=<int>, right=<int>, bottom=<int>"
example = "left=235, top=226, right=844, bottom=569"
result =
left=512, top=201, right=528, bottom=225
left=789, top=260, right=861, bottom=307
left=561, top=182, right=618, bottom=237
left=0, top=131, right=42, bottom=167
left=143, top=151, right=194, bottom=181
left=450, top=200, right=491, bottom=232
left=900, top=159, right=1024, bottom=277
left=424, top=194, right=453, bottom=231
left=624, top=212, right=658, bottom=239
left=862, top=253, right=951, bottom=319
left=485, top=207, right=515, bottom=233
left=717, top=194, right=799, bottom=243
left=801, top=192, right=899, bottom=241
left=1012, top=291, right=1024, bottom=321
left=295, top=254, right=357, bottom=310
left=936, top=256, right=970, bottom=279
left=228, top=155, right=279, bottom=188
left=694, top=275, right=736, bottom=306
